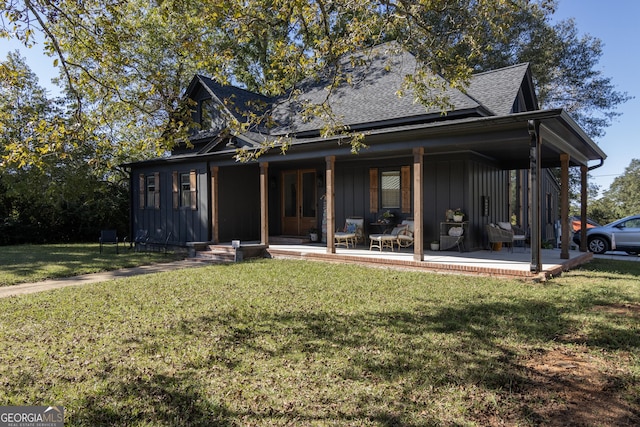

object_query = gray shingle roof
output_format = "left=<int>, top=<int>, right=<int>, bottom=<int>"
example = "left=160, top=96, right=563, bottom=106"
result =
left=195, top=75, right=271, bottom=123
left=466, top=63, right=532, bottom=115
left=269, top=44, right=483, bottom=135
left=191, top=44, right=533, bottom=138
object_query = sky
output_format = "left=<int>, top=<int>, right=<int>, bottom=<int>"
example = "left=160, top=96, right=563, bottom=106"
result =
left=0, top=0, right=638, bottom=197
left=552, top=0, right=640, bottom=195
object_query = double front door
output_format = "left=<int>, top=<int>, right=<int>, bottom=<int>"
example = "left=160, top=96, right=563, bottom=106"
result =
left=282, top=169, right=317, bottom=236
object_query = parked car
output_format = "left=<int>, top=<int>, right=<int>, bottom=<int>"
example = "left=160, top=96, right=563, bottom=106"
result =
left=570, top=216, right=600, bottom=246
left=574, top=215, right=640, bottom=254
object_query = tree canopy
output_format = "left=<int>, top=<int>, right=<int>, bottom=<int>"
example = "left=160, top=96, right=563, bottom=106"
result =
left=0, top=52, right=128, bottom=242
left=0, top=0, right=631, bottom=172
left=587, top=159, right=640, bottom=225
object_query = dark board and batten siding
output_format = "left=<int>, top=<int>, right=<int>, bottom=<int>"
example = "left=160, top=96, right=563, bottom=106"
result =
left=131, top=153, right=555, bottom=251
left=133, top=162, right=209, bottom=244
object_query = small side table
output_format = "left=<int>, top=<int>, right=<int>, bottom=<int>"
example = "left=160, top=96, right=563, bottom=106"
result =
left=369, top=234, right=396, bottom=251
left=369, top=222, right=395, bottom=234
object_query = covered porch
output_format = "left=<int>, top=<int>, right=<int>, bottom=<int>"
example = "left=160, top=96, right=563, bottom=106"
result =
left=242, top=110, right=605, bottom=276
left=201, top=241, right=593, bottom=281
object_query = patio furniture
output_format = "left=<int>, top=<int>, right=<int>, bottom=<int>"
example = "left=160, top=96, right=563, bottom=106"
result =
left=134, top=229, right=150, bottom=252
left=135, top=229, right=173, bottom=254
left=486, top=222, right=526, bottom=252
left=335, top=217, right=364, bottom=248
left=99, top=229, right=119, bottom=254
left=396, top=219, right=415, bottom=248
left=369, top=223, right=410, bottom=251
left=440, top=221, right=468, bottom=252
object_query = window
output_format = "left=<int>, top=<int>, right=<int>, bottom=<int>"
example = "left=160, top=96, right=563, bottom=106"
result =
left=139, top=172, right=159, bottom=209
left=180, top=173, right=191, bottom=207
left=623, top=218, right=640, bottom=228
left=200, top=99, right=213, bottom=129
left=173, top=170, right=197, bottom=210
left=146, top=176, right=156, bottom=208
left=381, top=170, right=401, bottom=209
left=370, top=167, right=411, bottom=214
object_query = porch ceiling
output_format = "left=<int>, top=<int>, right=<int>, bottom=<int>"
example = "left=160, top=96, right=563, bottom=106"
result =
left=259, top=109, right=605, bottom=171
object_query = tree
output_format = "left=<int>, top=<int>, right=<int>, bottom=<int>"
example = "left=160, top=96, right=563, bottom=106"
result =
left=1, top=0, right=530, bottom=164
left=466, top=0, right=631, bottom=203
left=470, top=0, right=631, bottom=140
left=599, top=159, right=640, bottom=218
left=0, top=1, right=631, bottom=173
left=0, top=52, right=128, bottom=243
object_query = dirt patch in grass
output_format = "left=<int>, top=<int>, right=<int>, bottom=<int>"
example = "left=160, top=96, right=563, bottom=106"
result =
left=520, top=347, right=637, bottom=426
left=515, top=302, right=640, bottom=427
left=592, top=303, right=640, bottom=317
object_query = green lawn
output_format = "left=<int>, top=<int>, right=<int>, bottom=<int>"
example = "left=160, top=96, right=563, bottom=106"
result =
left=0, top=257, right=638, bottom=426
left=0, top=244, right=180, bottom=286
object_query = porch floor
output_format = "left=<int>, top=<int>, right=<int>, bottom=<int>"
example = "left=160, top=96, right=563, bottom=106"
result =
left=263, top=243, right=593, bottom=281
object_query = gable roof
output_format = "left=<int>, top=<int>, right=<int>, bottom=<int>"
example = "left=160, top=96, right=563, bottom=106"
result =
left=151, top=44, right=602, bottom=169
left=188, top=44, right=536, bottom=139
left=186, top=74, right=271, bottom=124
left=466, top=63, right=537, bottom=115
left=269, top=44, right=487, bottom=136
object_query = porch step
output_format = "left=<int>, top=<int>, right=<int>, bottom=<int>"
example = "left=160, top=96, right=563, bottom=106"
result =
left=192, top=243, right=268, bottom=263
left=269, top=235, right=311, bottom=245
left=194, top=248, right=236, bottom=263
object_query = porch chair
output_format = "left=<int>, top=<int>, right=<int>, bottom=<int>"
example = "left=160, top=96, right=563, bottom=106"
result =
left=396, top=219, right=415, bottom=248
left=369, top=222, right=411, bottom=252
left=134, top=229, right=150, bottom=252
left=99, top=229, right=119, bottom=254
left=335, top=217, right=364, bottom=248
left=486, top=222, right=526, bottom=252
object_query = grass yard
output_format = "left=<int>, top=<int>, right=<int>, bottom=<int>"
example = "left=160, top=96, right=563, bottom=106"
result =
left=0, top=257, right=638, bottom=426
left=0, top=244, right=180, bottom=286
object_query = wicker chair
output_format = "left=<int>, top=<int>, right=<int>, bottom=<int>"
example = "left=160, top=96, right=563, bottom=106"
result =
left=335, top=217, right=364, bottom=248
left=369, top=219, right=414, bottom=251
left=486, top=223, right=526, bottom=252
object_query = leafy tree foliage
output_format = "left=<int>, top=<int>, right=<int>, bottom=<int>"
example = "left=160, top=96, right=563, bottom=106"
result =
left=0, top=52, right=128, bottom=243
left=471, top=0, right=631, bottom=140
left=595, top=159, right=640, bottom=222
left=1, top=0, right=529, bottom=163
left=0, top=0, right=632, bottom=241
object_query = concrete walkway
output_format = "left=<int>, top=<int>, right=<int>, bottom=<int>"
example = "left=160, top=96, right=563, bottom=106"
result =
left=0, top=259, right=206, bottom=299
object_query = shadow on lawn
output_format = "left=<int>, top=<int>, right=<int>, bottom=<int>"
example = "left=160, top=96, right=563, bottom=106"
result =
left=73, top=371, right=235, bottom=427
left=70, top=294, right=638, bottom=426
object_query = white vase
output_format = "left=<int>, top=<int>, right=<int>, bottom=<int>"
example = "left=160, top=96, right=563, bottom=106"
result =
left=430, top=243, right=440, bottom=251
left=453, top=215, right=463, bottom=222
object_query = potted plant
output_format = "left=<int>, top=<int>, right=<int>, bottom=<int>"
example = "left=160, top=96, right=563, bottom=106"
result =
left=308, top=228, right=319, bottom=242
left=453, top=209, right=464, bottom=222
left=445, top=209, right=454, bottom=221
left=430, top=240, right=440, bottom=251
left=380, top=210, right=394, bottom=224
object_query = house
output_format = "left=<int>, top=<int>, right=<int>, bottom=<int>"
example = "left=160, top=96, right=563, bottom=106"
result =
left=126, top=44, right=606, bottom=273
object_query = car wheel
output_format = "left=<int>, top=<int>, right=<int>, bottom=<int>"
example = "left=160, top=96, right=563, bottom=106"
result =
left=588, top=236, right=609, bottom=254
